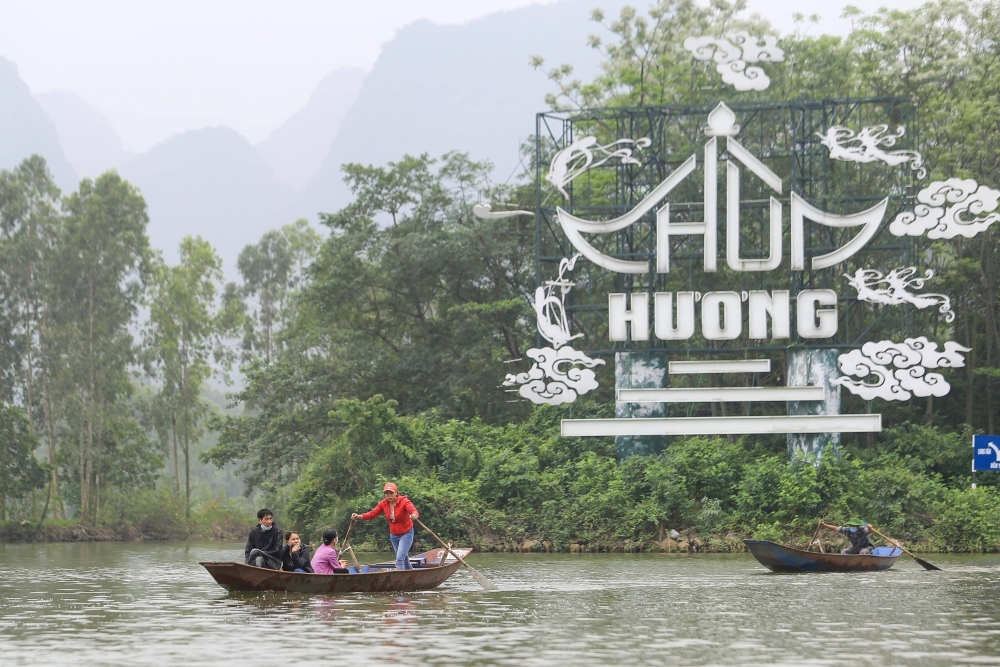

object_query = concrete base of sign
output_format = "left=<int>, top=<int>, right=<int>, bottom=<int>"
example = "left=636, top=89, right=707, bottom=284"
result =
left=786, top=348, right=842, bottom=460
left=615, top=351, right=667, bottom=460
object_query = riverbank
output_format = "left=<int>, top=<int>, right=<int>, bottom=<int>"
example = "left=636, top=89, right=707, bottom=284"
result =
left=1, top=523, right=936, bottom=555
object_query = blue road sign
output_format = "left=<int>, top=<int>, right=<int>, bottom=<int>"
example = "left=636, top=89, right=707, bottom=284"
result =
left=973, top=435, right=1000, bottom=471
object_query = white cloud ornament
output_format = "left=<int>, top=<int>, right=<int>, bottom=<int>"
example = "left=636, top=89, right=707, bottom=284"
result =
left=832, top=337, right=971, bottom=401
left=683, top=32, right=784, bottom=92
left=890, top=178, right=1000, bottom=239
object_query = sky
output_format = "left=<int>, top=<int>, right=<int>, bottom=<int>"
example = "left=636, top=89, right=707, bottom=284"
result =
left=0, top=0, right=928, bottom=154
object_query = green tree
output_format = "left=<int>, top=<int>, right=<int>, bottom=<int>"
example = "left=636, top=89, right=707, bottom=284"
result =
left=237, top=219, right=320, bottom=364
left=0, top=403, right=47, bottom=520
left=146, top=236, right=225, bottom=517
left=0, top=156, right=65, bottom=519
left=54, top=171, right=151, bottom=525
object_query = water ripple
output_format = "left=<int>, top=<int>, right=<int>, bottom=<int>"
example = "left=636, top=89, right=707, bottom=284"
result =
left=1, top=543, right=1000, bottom=665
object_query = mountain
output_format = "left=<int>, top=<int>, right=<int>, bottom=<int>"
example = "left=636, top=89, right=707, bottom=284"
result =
left=256, top=67, right=366, bottom=190
left=120, top=127, right=293, bottom=271
left=293, top=0, right=629, bottom=220
left=0, top=57, right=76, bottom=191
left=35, top=91, right=131, bottom=179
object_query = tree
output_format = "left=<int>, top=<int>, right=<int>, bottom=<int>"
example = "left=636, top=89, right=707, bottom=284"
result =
left=204, top=153, right=537, bottom=496
left=146, top=236, right=225, bottom=517
left=0, top=156, right=65, bottom=518
left=237, top=219, right=320, bottom=364
left=54, top=171, right=151, bottom=525
left=0, top=403, right=47, bottom=521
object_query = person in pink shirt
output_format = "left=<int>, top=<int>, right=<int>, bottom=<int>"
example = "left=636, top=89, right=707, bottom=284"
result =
left=311, top=528, right=348, bottom=574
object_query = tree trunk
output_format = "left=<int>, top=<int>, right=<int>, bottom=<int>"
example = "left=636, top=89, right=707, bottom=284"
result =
left=172, top=410, right=179, bottom=494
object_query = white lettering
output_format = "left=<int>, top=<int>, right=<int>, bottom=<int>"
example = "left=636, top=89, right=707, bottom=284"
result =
left=654, top=292, right=696, bottom=340
left=748, top=290, right=790, bottom=340
left=701, top=291, right=742, bottom=340
left=796, top=289, right=838, bottom=339
left=608, top=292, right=649, bottom=341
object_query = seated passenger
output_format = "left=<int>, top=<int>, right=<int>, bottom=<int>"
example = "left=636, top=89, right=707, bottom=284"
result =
left=282, top=532, right=314, bottom=573
left=311, top=528, right=349, bottom=574
left=245, top=508, right=284, bottom=569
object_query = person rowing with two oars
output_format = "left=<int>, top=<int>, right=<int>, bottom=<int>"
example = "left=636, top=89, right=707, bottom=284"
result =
left=352, top=482, right=419, bottom=571
left=819, top=517, right=875, bottom=555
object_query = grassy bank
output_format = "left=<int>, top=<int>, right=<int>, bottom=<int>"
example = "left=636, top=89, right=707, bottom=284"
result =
left=0, top=489, right=252, bottom=543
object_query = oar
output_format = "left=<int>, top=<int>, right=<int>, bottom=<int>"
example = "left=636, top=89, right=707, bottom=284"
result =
left=868, top=525, right=941, bottom=571
left=339, top=518, right=363, bottom=571
left=414, top=518, right=497, bottom=590
left=809, top=520, right=824, bottom=553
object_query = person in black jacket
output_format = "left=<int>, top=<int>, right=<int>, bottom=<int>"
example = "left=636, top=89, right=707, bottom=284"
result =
left=245, top=509, right=283, bottom=569
left=281, top=532, right=314, bottom=573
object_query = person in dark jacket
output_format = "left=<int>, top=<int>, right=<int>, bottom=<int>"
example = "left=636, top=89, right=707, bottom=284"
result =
left=281, top=532, right=314, bottom=573
left=819, top=517, right=876, bottom=555
left=245, top=508, right=284, bottom=569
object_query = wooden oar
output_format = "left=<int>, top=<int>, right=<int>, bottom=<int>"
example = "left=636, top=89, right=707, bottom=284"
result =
left=809, top=520, right=824, bottom=553
left=414, top=518, right=497, bottom=590
left=868, top=525, right=941, bottom=571
left=340, top=518, right=362, bottom=571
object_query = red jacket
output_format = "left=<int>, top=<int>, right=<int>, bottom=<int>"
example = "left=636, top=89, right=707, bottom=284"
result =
left=361, top=496, right=419, bottom=535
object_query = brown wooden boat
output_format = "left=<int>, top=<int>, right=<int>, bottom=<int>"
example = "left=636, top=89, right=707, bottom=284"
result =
left=201, top=547, right=472, bottom=594
left=744, top=539, right=902, bottom=573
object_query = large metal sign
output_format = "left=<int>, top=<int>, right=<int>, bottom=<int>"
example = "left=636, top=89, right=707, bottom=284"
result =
left=484, top=81, right=992, bottom=454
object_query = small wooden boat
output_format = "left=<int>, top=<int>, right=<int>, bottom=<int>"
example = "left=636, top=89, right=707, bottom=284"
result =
left=744, top=539, right=903, bottom=573
left=201, top=547, right=472, bottom=594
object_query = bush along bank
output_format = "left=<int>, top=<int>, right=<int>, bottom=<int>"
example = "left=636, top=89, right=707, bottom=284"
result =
left=0, top=489, right=253, bottom=543
left=279, top=396, right=999, bottom=554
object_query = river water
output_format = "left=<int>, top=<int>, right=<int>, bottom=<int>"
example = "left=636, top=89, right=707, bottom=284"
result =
left=2, top=542, right=1000, bottom=666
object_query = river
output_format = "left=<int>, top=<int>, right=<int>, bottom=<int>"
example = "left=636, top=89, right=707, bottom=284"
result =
left=2, top=542, right=1000, bottom=665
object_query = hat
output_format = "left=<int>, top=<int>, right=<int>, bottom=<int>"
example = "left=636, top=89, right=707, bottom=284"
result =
left=845, top=517, right=866, bottom=527
left=383, top=482, right=398, bottom=493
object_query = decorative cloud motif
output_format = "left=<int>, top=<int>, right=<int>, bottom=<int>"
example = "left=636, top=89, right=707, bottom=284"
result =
left=845, top=267, right=954, bottom=322
left=889, top=178, right=1000, bottom=239
left=818, top=125, right=925, bottom=178
left=503, top=346, right=604, bottom=405
left=547, top=136, right=650, bottom=199
left=683, top=31, right=784, bottom=92
left=502, top=254, right=605, bottom=405
left=832, top=337, right=971, bottom=401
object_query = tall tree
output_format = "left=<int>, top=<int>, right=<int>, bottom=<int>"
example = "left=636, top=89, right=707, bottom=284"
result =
left=54, top=172, right=151, bottom=525
left=146, top=236, right=224, bottom=517
left=237, top=219, right=321, bottom=364
left=0, top=156, right=64, bottom=518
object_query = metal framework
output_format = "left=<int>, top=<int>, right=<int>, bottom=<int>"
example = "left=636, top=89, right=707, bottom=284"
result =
left=533, top=97, right=922, bottom=359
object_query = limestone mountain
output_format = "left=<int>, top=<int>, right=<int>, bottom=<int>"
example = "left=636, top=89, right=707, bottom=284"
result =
left=292, top=0, right=628, bottom=220
left=35, top=91, right=132, bottom=179
left=0, top=57, right=76, bottom=191
left=256, top=67, right=366, bottom=190
left=120, top=127, right=293, bottom=271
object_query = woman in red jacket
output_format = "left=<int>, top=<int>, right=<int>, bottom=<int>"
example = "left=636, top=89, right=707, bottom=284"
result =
left=352, top=482, right=420, bottom=570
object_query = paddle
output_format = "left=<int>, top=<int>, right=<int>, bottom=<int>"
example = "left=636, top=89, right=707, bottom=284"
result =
left=340, top=518, right=362, bottom=571
left=413, top=518, right=497, bottom=590
left=868, top=525, right=941, bottom=571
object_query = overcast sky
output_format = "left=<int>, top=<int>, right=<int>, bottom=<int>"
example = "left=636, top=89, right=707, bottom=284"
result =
left=0, top=0, right=927, bottom=153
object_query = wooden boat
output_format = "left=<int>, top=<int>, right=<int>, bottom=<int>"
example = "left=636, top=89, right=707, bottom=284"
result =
left=744, top=539, right=903, bottom=573
left=201, top=547, right=472, bottom=594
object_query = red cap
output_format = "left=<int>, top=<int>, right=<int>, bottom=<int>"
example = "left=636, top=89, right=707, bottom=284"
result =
left=383, top=482, right=398, bottom=493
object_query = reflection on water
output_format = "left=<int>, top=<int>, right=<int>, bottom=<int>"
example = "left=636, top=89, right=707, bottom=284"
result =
left=2, top=542, right=1000, bottom=665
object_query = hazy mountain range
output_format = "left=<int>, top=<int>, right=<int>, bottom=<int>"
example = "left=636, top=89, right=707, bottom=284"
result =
left=0, top=0, right=625, bottom=272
